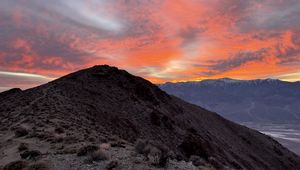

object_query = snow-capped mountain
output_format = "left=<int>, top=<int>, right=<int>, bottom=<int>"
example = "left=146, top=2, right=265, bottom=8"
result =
left=159, top=78, right=300, bottom=123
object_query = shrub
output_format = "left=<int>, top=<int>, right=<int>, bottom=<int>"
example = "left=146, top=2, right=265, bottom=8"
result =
left=77, top=145, right=99, bottom=156
left=54, top=127, right=64, bottom=134
left=85, top=150, right=108, bottom=163
left=110, top=139, right=126, bottom=148
left=88, top=137, right=96, bottom=142
left=134, top=139, right=147, bottom=154
left=148, top=146, right=162, bottom=165
left=20, top=150, right=41, bottom=160
left=106, top=160, right=118, bottom=170
left=134, top=139, right=169, bottom=167
left=167, top=151, right=176, bottom=160
left=190, top=155, right=205, bottom=167
left=14, top=127, right=29, bottom=137
left=3, top=160, right=27, bottom=170
left=18, top=143, right=28, bottom=152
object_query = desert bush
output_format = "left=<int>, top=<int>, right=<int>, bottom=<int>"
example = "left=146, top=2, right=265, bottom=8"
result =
left=110, top=139, right=126, bottom=148
left=18, top=143, right=29, bottom=152
left=106, top=160, right=118, bottom=170
left=14, top=127, right=29, bottom=137
left=77, top=145, right=99, bottom=156
left=85, top=150, right=108, bottom=163
left=3, top=160, right=27, bottom=170
left=167, top=151, right=176, bottom=160
left=61, top=124, right=70, bottom=129
left=54, top=127, right=64, bottom=134
left=148, top=146, right=162, bottom=165
left=134, top=139, right=148, bottom=154
left=88, top=137, right=96, bottom=142
left=190, top=155, right=205, bottom=167
left=20, top=150, right=41, bottom=160
left=134, top=139, right=169, bottom=167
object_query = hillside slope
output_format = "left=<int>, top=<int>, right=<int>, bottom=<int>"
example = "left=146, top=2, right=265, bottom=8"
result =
left=1, top=66, right=300, bottom=169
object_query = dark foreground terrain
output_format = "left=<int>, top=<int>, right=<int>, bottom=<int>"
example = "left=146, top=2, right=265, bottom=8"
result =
left=1, top=65, right=300, bottom=170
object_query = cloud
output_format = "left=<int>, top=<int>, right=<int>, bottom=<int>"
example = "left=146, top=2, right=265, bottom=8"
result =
left=41, top=0, right=124, bottom=33
left=206, top=48, right=269, bottom=74
left=276, top=46, right=300, bottom=66
left=236, top=0, right=300, bottom=32
left=179, top=26, right=206, bottom=45
left=0, top=71, right=53, bottom=92
left=0, top=0, right=300, bottom=88
left=0, top=23, right=92, bottom=75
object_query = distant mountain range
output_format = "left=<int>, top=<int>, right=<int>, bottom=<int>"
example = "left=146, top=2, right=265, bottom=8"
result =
left=159, top=78, right=300, bottom=123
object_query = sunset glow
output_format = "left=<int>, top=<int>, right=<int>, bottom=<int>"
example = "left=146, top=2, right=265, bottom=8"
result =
left=1, top=0, right=300, bottom=91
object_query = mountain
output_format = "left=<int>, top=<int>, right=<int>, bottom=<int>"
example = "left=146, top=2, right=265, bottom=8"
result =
left=1, top=66, right=300, bottom=170
left=160, top=78, right=300, bottom=123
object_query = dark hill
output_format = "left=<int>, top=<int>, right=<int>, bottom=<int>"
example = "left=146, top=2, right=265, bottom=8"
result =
left=0, top=65, right=300, bottom=169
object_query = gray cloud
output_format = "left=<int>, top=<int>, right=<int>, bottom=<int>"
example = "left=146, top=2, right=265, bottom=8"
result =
left=275, top=46, right=300, bottom=66
left=251, top=31, right=282, bottom=40
left=0, top=22, right=91, bottom=71
left=204, top=48, right=269, bottom=75
left=179, top=26, right=206, bottom=45
left=236, top=0, right=300, bottom=32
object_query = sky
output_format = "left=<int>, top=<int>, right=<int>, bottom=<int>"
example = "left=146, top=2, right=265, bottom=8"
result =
left=0, top=0, right=300, bottom=91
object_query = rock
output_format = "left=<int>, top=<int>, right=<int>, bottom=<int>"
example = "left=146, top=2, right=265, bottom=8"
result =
left=100, top=143, right=111, bottom=150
